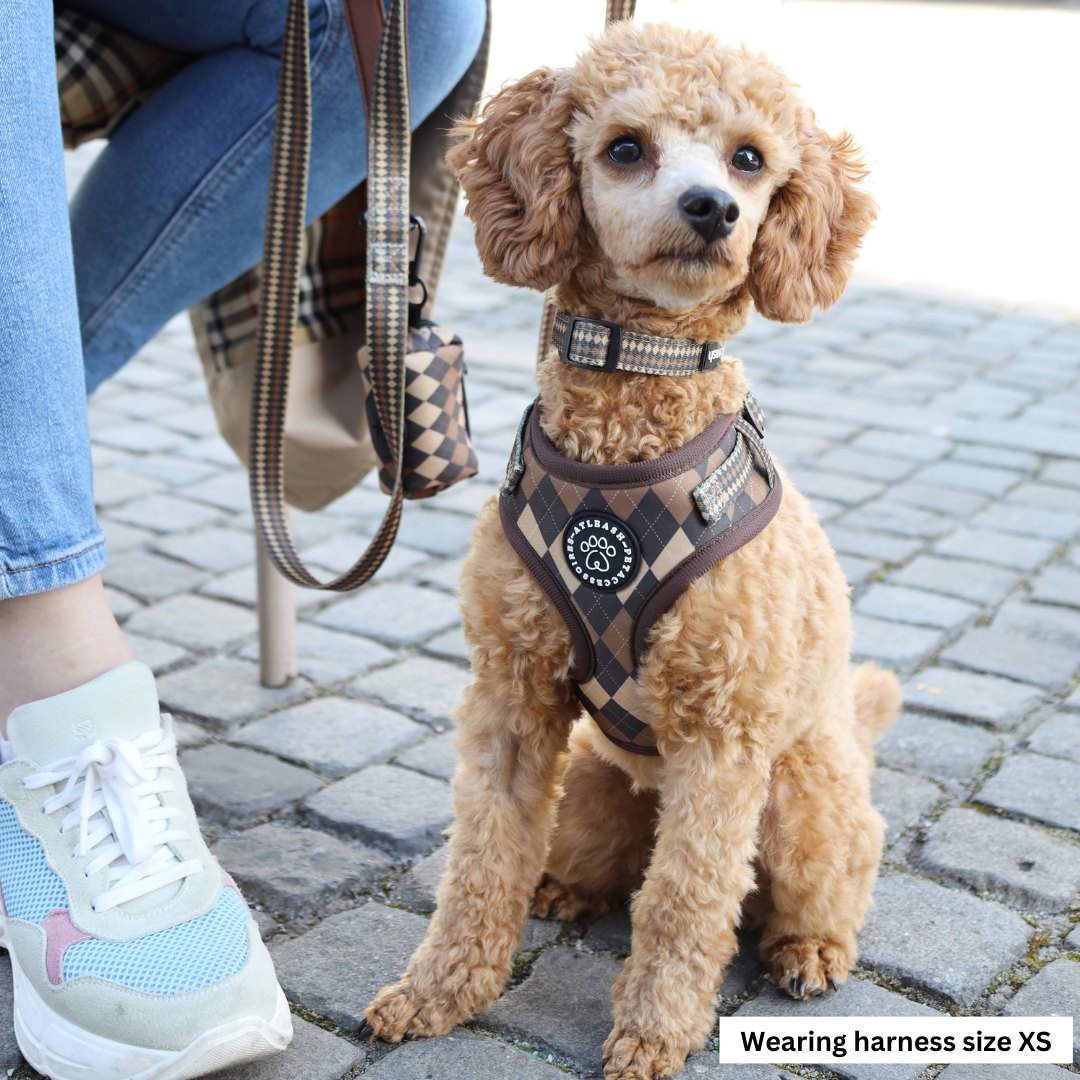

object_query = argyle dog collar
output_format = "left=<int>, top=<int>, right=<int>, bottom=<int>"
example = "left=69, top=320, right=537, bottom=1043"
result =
left=551, top=310, right=725, bottom=376
left=499, top=392, right=781, bottom=756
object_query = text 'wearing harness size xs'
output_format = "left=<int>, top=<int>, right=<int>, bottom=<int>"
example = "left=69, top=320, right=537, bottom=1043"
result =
left=500, top=334, right=782, bottom=755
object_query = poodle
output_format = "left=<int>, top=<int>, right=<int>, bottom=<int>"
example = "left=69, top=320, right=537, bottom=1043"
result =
left=363, top=20, right=900, bottom=1079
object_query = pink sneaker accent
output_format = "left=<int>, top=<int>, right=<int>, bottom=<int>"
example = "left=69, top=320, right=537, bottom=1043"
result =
left=42, top=909, right=93, bottom=986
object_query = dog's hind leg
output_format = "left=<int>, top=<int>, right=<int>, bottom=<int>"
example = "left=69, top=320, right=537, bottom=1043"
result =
left=534, top=721, right=659, bottom=922
left=603, top=737, right=771, bottom=1080
left=363, top=501, right=580, bottom=1042
left=756, top=723, right=886, bottom=999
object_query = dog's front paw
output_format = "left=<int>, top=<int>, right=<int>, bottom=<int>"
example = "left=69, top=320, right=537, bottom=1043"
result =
left=763, top=934, right=855, bottom=999
left=361, top=979, right=463, bottom=1043
left=602, top=1027, right=690, bottom=1080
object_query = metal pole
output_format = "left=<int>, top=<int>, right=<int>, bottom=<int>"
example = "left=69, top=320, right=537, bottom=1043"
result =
left=256, top=525, right=298, bottom=687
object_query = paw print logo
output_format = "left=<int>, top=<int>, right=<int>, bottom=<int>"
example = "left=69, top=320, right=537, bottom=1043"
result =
left=580, top=534, right=617, bottom=574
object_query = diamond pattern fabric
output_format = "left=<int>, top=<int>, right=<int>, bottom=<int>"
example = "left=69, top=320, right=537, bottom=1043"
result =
left=0, top=801, right=69, bottom=924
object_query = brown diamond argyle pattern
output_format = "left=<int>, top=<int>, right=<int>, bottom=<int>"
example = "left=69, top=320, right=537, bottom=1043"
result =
left=500, top=393, right=780, bottom=756
left=361, top=323, right=479, bottom=499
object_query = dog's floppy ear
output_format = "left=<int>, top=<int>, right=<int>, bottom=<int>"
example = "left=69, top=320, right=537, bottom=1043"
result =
left=748, top=112, right=877, bottom=323
left=447, top=69, right=580, bottom=291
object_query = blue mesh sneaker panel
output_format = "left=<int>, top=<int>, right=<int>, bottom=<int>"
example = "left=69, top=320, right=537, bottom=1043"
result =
left=63, top=887, right=250, bottom=994
left=0, top=801, right=68, bottom=924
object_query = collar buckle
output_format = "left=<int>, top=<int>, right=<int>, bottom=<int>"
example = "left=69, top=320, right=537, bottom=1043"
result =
left=699, top=341, right=724, bottom=371
left=560, top=315, right=623, bottom=373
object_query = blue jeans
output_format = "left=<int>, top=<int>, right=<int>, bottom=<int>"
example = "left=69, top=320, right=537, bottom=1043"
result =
left=0, top=0, right=485, bottom=599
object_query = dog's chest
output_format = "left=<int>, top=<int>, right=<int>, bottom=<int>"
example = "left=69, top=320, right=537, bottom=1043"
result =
left=499, top=395, right=781, bottom=756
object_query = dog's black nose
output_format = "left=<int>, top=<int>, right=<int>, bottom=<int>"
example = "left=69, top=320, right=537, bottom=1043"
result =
left=678, top=186, right=739, bottom=242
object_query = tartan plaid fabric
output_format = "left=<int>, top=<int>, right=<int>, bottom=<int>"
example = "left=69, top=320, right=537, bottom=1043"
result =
left=500, top=392, right=778, bottom=756
left=361, top=323, right=478, bottom=499
left=55, top=8, right=188, bottom=148
left=551, top=310, right=722, bottom=377
left=192, top=185, right=368, bottom=374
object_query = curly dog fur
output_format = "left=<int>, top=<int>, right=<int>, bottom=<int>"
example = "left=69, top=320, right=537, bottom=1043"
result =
left=365, top=21, right=900, bottom=1078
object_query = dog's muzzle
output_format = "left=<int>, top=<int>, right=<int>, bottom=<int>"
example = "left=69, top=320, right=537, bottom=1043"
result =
left=678, top=186, right=739, bottom=243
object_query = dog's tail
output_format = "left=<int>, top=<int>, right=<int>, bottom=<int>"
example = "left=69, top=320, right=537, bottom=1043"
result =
left=852, top=662, right=901, bottom=753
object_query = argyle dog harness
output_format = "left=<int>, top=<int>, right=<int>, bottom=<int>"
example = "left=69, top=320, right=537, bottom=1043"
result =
left=499, top=390, right=782, bottom=756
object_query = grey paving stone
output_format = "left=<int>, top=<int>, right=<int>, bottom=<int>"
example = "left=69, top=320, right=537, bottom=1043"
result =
left=171, top=717, right=210, bottom=749
left=582, top=905, right=632, bottom=955
left=977, top=753, right=1080, bottom=831
left=314, top=583, right=460, bottom=646
left=932, top=529, right=1057, bottom=571
left=393, top=731, right=460, bottom=782
left=855, top=585, right=979, bottom=629
left=841, top=501, right=951, bottom=539
left=950, top=444, right=1040, bottom=472
left=519, top=917, right=562, bottom=953
left=180, top=744, right=323, bottom=826
left=1008, top=481, right=1080, bottom=514
left=125, top=593, right=258, bottom=650
left=914, top=807, right=1080, bottom=912
left=737, top=979, right=935, bottom=1080
left=423, top=625, right=471, bottom=662
left=1042, top=460, right=1080, bottom=489
left=871, top=767, right=946, bottom=846
left=362, top=1029, right=564, bottom=1079
left=487, top=946, right=622, bottom=1074
left=103, top=584, right=142, bottom=621
left=1065, top=686, right=1080, bottom=712
left=970, top=503, right=1080, bottom=543
left=937, top=1065, right=1069, bottom=1080
left=108, top=492, right=223, bottom=533
left=787, top=468, right=885, bottom=507
left=914, top=461, right=1022, bottom=496
left=123, top=630, right=190, bottom=674
left=197, top=565, right=258, bottom=608
left=874, top=712, right=999, bottom=785
left=416, top=557, right=465, bottom=592
left=253, top=908, right=278, bottom=941
left=212, top=824, right=393, bottom=919
left=395, top=508, right=476, bottom=555
left=857, top=874, right=1034, bottom=1006
left=181, top=470, right=250, bottom=513
left=851, top=614, right=944, bottom=669
left=231, top=697, right=427, bottom=779
left=939, top=628, right=1078, bottom=691
left=204, top=1015, right=365, bottom=1080
left=241, top=622, right=395, bottom=685
left=814, top=448, right=915, bottom=483
left=825, top=526, right=923, bottom=564
left=389, top=844, right=448, bottom=913
left=1030, top=566, right=1080, bottom=610
left=93, top=422, right=191, bottom=455
left=886, top=483, right=989, bottom=518
left=1004, top=958, right=1080, bottom=1063
left=302, top=533, right=431, bottom=580
left=1029, top=711, right=1080, bottom=763
left=271, top=903, right=429, bottom=1031
left=304, top=764, right=453, bottom=856
left=93, top=466, right=165, bottom=507
left=994, top=601, right=1080, bottom=650
left=1066, top=924, right=1080, bottom=950
left=123, top=453, right=217, bottom=487
left=678, top=1056, right=789, bottom=1080
left=0, top=953, right=19, bottom=1067
left=852, top=430, right=952, bottom=462
left=837, top=554, right=880, bottom=587
left=103, top=550, right=209, bottom=602
left=888, top=555, right=1021, bottom=605
left=901, top=667, right=1045, bottom=730
left=157, top=658, right=311, bottom=729
left=154, top=526, right=255, bottom=573
left=100, top=515, right=157, bottom=553
left=348, top=657, right=472, bottom=727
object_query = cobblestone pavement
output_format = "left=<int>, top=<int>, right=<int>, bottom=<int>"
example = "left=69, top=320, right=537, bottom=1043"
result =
left=17, top=157, right=1080, bottom=1078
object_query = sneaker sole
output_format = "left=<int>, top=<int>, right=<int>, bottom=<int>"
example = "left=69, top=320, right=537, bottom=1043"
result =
left=4, top=931, right=293, bottom=1080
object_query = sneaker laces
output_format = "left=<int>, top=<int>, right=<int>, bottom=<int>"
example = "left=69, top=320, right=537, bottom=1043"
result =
left=23, top=728, right=204, bottom=913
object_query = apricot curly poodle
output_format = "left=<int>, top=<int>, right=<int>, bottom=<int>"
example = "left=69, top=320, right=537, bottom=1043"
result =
left=364, top=21, right=901, bottom=1079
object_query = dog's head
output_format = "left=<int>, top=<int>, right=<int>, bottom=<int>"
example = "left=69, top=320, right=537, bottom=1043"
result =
left=448, top=22, right=876, bottom=327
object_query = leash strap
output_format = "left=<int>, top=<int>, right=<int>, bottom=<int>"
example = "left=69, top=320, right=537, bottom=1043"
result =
left=535, top=0, right=637, bottom=367
left=249, top=0, right=411, bottom=590
left=552, top=310, right=723, bottom=377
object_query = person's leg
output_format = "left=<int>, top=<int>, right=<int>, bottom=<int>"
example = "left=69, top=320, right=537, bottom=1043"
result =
left=71, top=0, right=486, bottom=393
left=0, top=0, right=131, bottom=728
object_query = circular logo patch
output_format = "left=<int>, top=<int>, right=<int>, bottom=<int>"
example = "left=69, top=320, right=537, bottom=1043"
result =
left=564, top=512, right=640, bottom=593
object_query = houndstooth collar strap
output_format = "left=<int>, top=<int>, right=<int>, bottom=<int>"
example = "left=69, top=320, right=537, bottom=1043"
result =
left=551, top=310, right=724, bottom=377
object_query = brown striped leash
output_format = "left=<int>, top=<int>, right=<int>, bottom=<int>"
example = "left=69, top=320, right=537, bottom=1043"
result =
left=249, top=0, right=411, bottom=590
left=535, top=0, right=637, bottom=367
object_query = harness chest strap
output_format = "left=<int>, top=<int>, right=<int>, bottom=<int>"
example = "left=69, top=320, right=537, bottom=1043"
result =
left=499, top=392, right=782, bottom=757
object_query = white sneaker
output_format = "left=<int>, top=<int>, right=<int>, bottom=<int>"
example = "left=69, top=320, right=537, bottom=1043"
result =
left=0, top=662, right=292, bottom=1080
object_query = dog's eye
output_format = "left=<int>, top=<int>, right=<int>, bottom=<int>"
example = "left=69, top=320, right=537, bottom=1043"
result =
left=607, top=137, right=643, bottom=165
left=732, top=147, right=764, bottom=173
